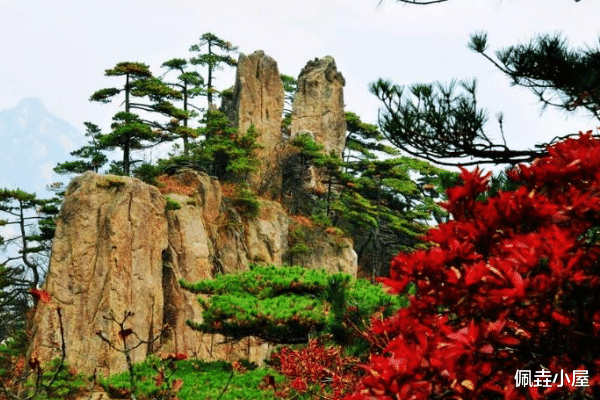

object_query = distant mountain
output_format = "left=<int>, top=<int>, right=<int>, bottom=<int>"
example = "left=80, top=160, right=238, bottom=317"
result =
left=0, top=98, right=83, bottom=196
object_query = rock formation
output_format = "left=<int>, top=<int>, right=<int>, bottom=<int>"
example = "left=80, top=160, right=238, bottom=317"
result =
left=225, top=50, right=284, bottom=195
left=29, top=170, right=356, bottom=376
left=290, top=56, right=347, bottom=157
left=29, top=53, right=355, bottom=378
left=28, top=174, right=168, bottom=376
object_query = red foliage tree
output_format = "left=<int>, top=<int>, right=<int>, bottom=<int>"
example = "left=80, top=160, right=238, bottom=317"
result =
left=348, top=132, right=600, bottom=399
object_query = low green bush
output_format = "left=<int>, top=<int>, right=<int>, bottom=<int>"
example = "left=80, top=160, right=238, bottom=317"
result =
left=227, top=184, right=260, bottom=218
left=99, top=356, right=284, bottom=400
left=22, top=358, right=89, bottom=400
left=133, top=162, right=161, bottom=185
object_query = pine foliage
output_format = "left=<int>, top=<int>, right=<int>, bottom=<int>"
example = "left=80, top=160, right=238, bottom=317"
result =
left=180, top=264, right=405, bottom=345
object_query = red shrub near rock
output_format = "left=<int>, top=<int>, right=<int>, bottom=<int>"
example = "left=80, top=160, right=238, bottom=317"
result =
left=349, top=132, right=600, bottom=399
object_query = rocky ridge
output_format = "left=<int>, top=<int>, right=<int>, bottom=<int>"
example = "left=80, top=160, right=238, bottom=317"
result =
left=29, top=52, right=354, bottom=376
left=226, top=50, right=285, bottom=194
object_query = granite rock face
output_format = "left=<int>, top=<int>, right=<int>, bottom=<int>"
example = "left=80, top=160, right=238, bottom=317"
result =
left=28, top=173, right=168, bottom=375
left=290, top=56, right=347, bottom=157
left=29, top=170, right=356, bottom=376
left=227, top=50, right=285, bottom=195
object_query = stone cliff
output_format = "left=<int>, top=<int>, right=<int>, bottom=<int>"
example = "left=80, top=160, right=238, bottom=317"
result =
left=224, top=52, right=347, bottom=198
left=29, top=170, right=356, bottom=376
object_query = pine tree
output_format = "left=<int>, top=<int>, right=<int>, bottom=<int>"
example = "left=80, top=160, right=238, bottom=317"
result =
left=161, top=58, right=204, bottom=156
left=54, top=122, right=108, bottom=175
left=192, top=110, right=261, bottom=181
left=189, top=33, right=238, bottom=109
left=371, top=32, right=600, bottom=166
left=90, top=61, right=184, bottom=175
left=469, top=32, right=600, bottom=120
left=336, top=113, right=453, bottom=277
left=282, top=133, right=335, bottom=216
left=280, top=74, right=297, bottom=139
left=280, top=74, right=297, bottom=114
left=283, top=112, right=454, bottom=278
left=0, top=189, right=59, bottom=342
left=0, top=264, right=29, bottom=344
left=179, top=264, right=404, bottom=346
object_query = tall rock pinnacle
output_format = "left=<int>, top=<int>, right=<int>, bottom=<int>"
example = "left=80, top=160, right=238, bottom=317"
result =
left=290, top=56, right=346, bottom=157
left=227, top=50, right=284, bottom=194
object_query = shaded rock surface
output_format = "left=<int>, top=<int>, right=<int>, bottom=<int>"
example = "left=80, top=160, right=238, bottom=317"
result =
left=292, top=230, right=357, bottom=276
left=30, top=170, right=356, bottom=376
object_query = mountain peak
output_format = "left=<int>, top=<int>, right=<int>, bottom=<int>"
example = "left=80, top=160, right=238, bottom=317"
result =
left=0, top=97, right=82, bottom=195
left=16, top=97, right=47, bottom=113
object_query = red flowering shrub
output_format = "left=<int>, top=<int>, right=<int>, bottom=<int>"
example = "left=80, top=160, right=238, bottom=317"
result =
left=349, top=132, right=600, bottom=399
left=268, top=338, right=362, bottom=399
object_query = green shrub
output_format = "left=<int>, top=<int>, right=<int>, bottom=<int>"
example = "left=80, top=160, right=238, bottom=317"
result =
left=23, top=358, right=89, bottom=400
left=229, top=184, right=260, bottom=218
left=311, top=212, right=332, bottom=227
left=288, top=243, right=310, bottom=256
left=165, top=196, right=181, bottom=211
left=100, top=356, right=284, bottom=400
left=95, top=176, right=126, bottom=188
left=106, top=161, right=126, bottom=176
left=133, top=162, right=161, bottom=185
left=180, top=265, right=406, bottom=351
left=220, top=88, right=234, bottom=98
left=0, top=338, right=22, bottom=383
left=157, top=154, right=200, bottom=175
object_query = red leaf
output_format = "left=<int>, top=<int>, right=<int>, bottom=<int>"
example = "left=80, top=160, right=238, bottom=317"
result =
left=551, top=311, right=572, bottom=326
left=479, top=344, right=494, bottom=354
left=29, top=288, right=52, bottom=304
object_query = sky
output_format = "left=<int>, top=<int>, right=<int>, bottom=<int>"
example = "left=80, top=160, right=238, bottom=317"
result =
left=1, top=0, right=600, bottom=174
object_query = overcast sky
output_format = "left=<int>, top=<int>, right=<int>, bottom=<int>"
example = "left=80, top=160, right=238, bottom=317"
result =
left=1, top=0, right=599, bottom=173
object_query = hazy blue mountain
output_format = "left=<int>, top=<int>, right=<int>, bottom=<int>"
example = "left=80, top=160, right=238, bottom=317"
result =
left=0, top=98, right=83, bottom=196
